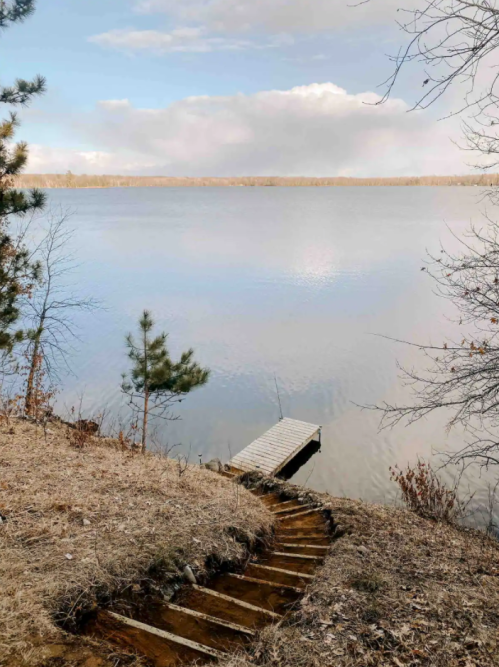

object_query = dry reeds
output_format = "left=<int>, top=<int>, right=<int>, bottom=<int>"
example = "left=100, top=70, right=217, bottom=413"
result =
left=0, top=420, right=272, bottom=665
left=13, top=173, right=499, bottom=189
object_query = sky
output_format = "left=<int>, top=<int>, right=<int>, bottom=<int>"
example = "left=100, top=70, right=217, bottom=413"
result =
left=1, top=0, right=474, bottom=177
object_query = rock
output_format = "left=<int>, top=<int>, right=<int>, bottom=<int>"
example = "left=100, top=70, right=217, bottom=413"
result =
left=183, top=565, right=197, bottom=584
left=82, top=518, right=91, bottom=526
left=204, top=458, right=223, bottom=473
left=333, top=524, right=346, bottom=539
left=65, top=553, right=73, bottom=560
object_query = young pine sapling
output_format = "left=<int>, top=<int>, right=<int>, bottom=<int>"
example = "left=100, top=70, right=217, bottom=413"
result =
left=122, top=310, right=209, bottom=452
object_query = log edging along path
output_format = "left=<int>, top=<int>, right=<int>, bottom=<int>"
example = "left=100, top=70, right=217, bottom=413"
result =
left=85, top=479, right=333, bottom=666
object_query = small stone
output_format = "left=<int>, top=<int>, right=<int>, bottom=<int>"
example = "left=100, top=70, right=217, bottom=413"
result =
left=333, top=524, right=346, bottom=539
left=204, top=458, right=222, bottom=472
left=82, top=518, right=91, bottom=526
left=65, top=553, right=73, bottom=560
left=183, top=565, right=197, bottom=584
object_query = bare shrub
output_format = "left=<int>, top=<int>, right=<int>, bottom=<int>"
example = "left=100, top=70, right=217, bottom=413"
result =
left=66, top=421, right=93, bottom=449
left=0, top=388, right=23, bottom=426
left=64, top=404, right=100, bottom=449
left=390, top=460, right=471, bottom=523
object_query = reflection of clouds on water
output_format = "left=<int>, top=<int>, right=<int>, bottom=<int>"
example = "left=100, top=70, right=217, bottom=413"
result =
left=46, top=186, right=497, bottom=525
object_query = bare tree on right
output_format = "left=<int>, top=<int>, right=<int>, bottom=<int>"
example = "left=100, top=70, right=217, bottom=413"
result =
left=366, top=1, right=499, bottom=471
left=379, top=1, right=499, bottom=176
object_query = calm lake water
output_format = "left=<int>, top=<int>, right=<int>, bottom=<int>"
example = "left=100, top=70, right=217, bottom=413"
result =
left=43, top=186, right=498, bottom=524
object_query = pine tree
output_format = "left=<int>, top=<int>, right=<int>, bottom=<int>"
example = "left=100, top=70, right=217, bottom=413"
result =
left=0, top=1, right=46, bottom=351
left=122, top=310, right=210, bottom=452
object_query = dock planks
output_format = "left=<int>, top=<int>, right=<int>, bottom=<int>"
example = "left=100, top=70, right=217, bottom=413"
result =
left=229, top=418, right=321, bottom=476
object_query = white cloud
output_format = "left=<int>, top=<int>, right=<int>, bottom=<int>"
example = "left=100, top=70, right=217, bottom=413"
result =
left=89, top=26, right=265, bottom=53
left=97, top=99, right=132, bottom=110
left=28, top=82, right=466, bottom=177
left=89, top=0, right=414, bottom=55
left=133, top=0, right=409, bottom=33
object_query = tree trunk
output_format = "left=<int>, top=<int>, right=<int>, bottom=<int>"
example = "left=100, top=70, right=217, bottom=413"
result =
left=142, top=387, right=149, bottom=454
left=25, top=335, right=41, bottom=416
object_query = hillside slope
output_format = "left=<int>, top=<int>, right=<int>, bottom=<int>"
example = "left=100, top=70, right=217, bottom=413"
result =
left=224, top=479, right=499, bottom=667
left=0, top=420, right=272, bottom=666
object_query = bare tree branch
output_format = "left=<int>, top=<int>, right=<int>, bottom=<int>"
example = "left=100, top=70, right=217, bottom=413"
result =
left=20, top=209, right=98, bottom=417
left=366, top=214, right=499, bottom=469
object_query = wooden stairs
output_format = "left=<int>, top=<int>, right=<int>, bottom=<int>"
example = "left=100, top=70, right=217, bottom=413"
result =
left=84, top=486, right=331, bottom=666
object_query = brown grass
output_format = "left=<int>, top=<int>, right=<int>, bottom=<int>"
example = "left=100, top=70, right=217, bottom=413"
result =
left=13, top=173, right=499, bottom=189
left=222, top=476, right=499, bottom=667
left=0, top=420, right=272, bottom=666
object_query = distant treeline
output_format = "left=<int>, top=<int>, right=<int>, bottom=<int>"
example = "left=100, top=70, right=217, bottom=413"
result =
left=14, top=173, right=499, bottom=188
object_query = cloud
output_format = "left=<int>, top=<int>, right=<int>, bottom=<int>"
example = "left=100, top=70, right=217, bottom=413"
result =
left=89, top=26, right=270, bottom=53
left=27, top=82, right=466, bottom=177
left=97, top=99, right=132, bottom=110
left=132, top=0, right=409, bottom=33
left=90, top=0, right=414, bottom=55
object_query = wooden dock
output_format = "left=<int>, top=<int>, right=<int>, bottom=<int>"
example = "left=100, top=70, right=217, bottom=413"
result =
left=229, top=418, right=321, bottom=477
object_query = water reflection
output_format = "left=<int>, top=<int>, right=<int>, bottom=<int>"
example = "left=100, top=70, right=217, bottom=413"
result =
left=42, top=185, right=497, bottom=525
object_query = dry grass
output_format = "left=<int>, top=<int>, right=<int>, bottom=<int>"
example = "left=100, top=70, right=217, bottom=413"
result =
left=222, top=476, right=499, bottom=667
left=0, top=420, right=272, bottom=666
left=13, top=173, right=499, bottom=189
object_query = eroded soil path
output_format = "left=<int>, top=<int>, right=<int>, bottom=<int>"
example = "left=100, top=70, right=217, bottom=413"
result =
left=85, top=484, right=332, bottom=666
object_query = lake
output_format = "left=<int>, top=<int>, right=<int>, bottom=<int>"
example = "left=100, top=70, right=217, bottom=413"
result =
left=42, top=186, right=498, bottom=524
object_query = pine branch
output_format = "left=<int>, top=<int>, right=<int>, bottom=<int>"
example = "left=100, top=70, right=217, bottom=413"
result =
left=0, top=0, right=36, bottom=28
left=0, top=75, right=46, bottom=106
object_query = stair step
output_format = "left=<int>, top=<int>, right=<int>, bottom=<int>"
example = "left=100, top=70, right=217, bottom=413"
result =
left=276, top=543, right=329, bottom=555
left=272, top=551, right=324, bottom=562
left=275, top=529, right=328, bottom=539
left=272, top=505, right=312, bottom=517
left=177, top=584, right=282, bottom=629
left=259, top=493, right=282, bottom=506
left=267, top=499, right=303, bottom=511
left=277, top=516, right=326, bottom=530
left=208, top=573, right=301, bottom=614
left=88, top=610, right=224, bottom=666
left=138, top=601, right=254, bottom=651
left=245, top=563, right=313, bottom=589
left=261, top=554, right=320, bottom=575
left=278, top=509, right=323, bottom=522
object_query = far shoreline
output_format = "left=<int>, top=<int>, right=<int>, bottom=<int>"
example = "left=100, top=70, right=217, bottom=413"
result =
left=15, top=173, right=499, bottom=189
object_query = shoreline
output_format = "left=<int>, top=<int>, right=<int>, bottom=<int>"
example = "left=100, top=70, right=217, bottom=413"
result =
left=14, top=174, right=499, bottom=189
left=2, top=420, right=499, bottom=667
